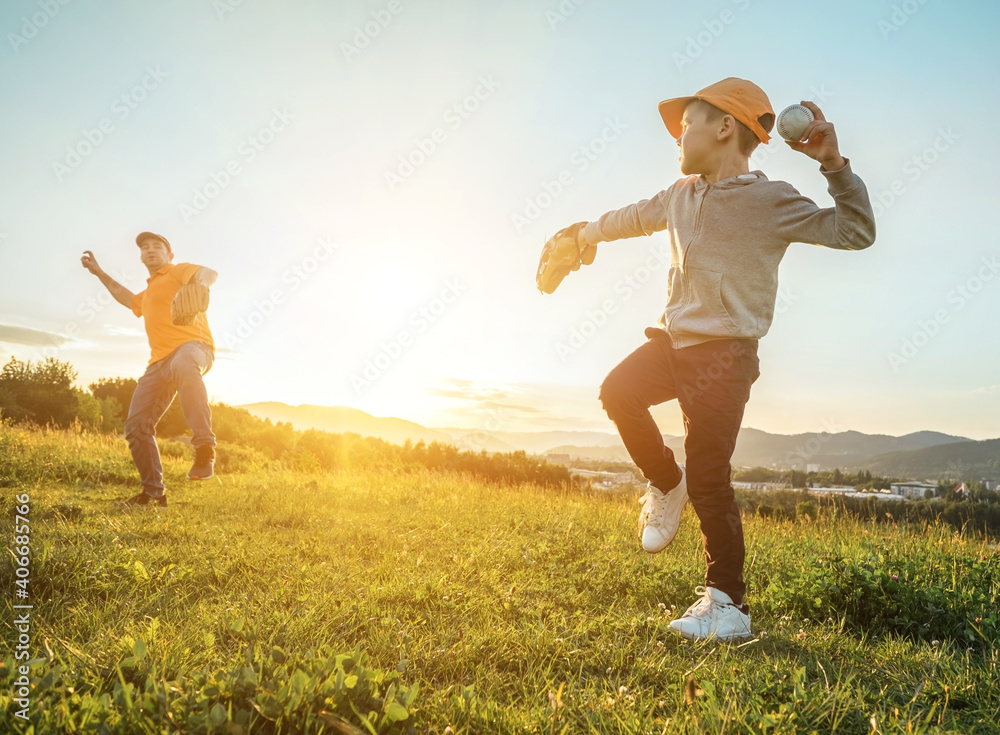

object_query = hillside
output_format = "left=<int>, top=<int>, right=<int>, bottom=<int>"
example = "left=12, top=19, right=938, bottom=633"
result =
left=435, top=428, right=628, bottom=454
left=238, top=402, right=978, bottom=474
left=539, top=428, right=971, bottom=470
left=859, top=437, right=1000, bottom=479
left=240, top=402, right=455, bottom=447
left=729, top=428, right=970, bottom=470
left=1, top=422, right=997, bottom=733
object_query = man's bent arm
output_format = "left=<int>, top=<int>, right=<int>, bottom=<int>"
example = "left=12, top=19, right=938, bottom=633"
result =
left=96, top=271, right=136, bottom=308
left=193, top=267, right=218, bottom=287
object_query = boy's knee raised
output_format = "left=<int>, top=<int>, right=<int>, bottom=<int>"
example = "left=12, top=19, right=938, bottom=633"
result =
left=599, top=373, right=631, bottom=415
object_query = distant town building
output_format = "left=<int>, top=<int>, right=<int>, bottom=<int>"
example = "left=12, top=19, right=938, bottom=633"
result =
left=733, top=481, right=789, bottom=491
left=809, top=489, right=909, bottom=503
left=569, top=469, right=635, bottom=489
left=983, top=479, right=997, bottom=491
left=806, top=464, right=820, bottom=473
left=951, top=482, right=969, bottom=499
left=889, top=481, right=939, bottom=500
left=808, top=486, right=859, bottom=495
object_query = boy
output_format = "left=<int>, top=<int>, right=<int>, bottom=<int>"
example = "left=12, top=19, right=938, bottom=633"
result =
left=538, top=78, right=876, bottom=640
left=81, top=232, right=219, bottom=507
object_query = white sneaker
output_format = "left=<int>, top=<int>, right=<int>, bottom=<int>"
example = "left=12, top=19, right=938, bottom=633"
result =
left=668, top=586, right=752, bottom=641
left=638, top=464, right=687, bottom=553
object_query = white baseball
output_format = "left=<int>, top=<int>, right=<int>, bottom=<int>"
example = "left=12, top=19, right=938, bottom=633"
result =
left=777, top=104, right=814, bottom=142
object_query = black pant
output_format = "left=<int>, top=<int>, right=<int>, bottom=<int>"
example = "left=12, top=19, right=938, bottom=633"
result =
left=599, top=328, right=760, bottom=604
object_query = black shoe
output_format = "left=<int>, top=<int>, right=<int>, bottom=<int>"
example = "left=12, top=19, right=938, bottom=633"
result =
left=188, top=445, right=216, bottom=480
left=122, top=491, right=167, bottom=507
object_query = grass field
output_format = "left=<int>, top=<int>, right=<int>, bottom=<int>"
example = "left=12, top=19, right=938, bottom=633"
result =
left=2, top=425, right=999, bottom=734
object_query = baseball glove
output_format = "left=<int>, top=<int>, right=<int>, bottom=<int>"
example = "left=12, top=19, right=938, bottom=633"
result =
left=535, top=221, right=597, bottom=294
left=170, top=283, right=210, bottom=326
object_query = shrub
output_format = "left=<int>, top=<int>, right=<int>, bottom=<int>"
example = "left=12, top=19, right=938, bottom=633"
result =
left=0, top=643, right=418, bottom=734
left=796, top=500, right=817, bottom=521
left=765, top=551, right=1000, bottom=645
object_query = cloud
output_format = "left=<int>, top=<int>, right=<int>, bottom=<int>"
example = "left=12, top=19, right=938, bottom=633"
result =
left=0, top=323, right=70, bottom=348
left=431, top=380, right=542, bottom=414
left=102, top=325, right=145, bottom=338
left=430, top=378, right=610, bottom=431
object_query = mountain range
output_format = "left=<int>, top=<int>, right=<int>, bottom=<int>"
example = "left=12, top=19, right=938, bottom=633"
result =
left=238, top=402, right=997, bottom=480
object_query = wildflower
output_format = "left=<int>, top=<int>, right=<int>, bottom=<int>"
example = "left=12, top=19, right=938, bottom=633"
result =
left=796, top=629, right=807, bottom=640
left=618, top=685, right=629, bottom=696
left=657, top=641, right=665, bottom=649
left=891, top=574, right=898, bottom=580
left=931, top=640, right=940, bottom=646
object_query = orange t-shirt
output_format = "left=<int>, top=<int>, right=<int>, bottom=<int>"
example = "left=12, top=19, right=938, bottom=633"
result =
left=131, top=263, right=215, bottom=364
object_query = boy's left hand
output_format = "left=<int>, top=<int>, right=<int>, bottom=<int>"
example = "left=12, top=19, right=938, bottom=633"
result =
left=784, top=101, right=845, bottom=170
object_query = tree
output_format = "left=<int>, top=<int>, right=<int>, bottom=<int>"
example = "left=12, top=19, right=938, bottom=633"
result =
left=74, top=389, right=103, bottom=430
left=89, top=375, right=188, bottom=436
left=0, top=357, right=80, bottom=427
left=89, top=377, right=138, bottom=422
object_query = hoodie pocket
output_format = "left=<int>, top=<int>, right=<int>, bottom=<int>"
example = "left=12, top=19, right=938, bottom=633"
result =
left=679, top=266, right=741, bottom=335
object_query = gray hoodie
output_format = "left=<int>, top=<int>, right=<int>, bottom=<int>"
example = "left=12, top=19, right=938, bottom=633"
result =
left=581, top=158, right=876, bottom=348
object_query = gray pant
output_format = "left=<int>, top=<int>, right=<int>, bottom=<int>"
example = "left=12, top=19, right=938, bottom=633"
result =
left=124, top=340, right=216, bottom=497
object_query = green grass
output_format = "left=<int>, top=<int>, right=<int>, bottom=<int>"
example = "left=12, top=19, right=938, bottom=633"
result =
left=2, top=425, right=999, bottom=733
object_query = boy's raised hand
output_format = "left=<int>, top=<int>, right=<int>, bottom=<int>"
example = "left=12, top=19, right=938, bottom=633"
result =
left=784, top=101, right=845, bottom=170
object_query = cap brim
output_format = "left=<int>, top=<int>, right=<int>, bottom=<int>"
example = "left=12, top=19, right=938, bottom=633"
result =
left=657, top=96, right=696, bottom=139
left=136, top=231, right=172, bottom=252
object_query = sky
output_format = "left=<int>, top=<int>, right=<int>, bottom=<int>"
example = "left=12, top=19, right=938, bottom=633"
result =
left=1, top=0, right=998, bottom=440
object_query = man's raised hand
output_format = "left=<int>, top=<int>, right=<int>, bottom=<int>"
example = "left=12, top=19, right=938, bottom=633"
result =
left=81, top=250, right=102, bottom=275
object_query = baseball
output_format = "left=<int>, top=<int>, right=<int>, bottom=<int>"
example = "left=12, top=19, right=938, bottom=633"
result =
left=777, top=104, right=814, bottom=142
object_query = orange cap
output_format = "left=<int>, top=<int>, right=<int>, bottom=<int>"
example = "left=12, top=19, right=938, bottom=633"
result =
left=136, top=231, right=172, bottom=253
left=658, top=77, right=774, bottom=144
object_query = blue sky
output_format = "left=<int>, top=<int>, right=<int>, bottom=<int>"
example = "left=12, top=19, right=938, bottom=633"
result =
left=2, top=0, right=998, bottom=440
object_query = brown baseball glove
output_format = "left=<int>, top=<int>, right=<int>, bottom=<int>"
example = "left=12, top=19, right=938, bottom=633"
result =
left=535, top=221, right=597, bottom=294
left=170, top=283, right=210, bottom=326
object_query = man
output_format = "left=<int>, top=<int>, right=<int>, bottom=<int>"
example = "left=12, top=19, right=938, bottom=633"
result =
left=81, top=232, right=219, bottom=507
